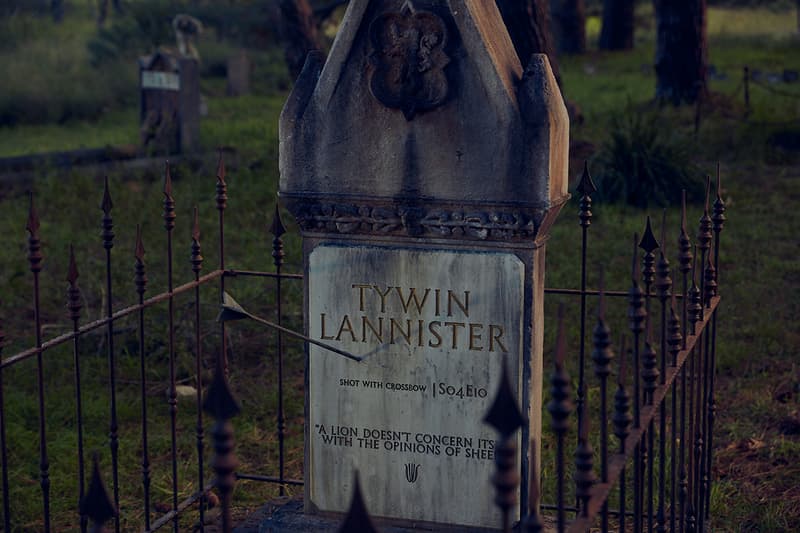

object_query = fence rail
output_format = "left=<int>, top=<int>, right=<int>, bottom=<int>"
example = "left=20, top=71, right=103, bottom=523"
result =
left=0, top=156, right=725, bottom=532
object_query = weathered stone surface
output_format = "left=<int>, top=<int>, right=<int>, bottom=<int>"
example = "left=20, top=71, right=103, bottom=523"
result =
left=307, top=245, right=523, bottom=528
left=277, top=0, right=568, bottom=530
left=279, top=0, right=569, bottom=242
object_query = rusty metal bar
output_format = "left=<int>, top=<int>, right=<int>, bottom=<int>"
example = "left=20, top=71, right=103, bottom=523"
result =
left=694, top=182, right=712, bottom=532
left=134, top=226, right=151, bottom=531
left=655, top=212, right=672, bottom=533
left=686, top=254, right=702, bottom=532
left=270, top=204, right=287, bottom=496
left=678, top=192, right=693, bottom=533
left=639, top=217, right=659, bottom=533
left=628, top=233, right=646, bottom=533
left=100, top=177, right=121, bottom=533
left=590, top=275, right=613, bottom=530
left=706, top=173, right=725, bottom=520
left=613, top=336, right=632, bottom=532
left=1, top=270, right=225, bottom=370
left=220, top=305, right=368, bottom=364
left=642, top=339, right=658, bottom=533
left=80, top=453, right=115, bottom=533
left=575, top=163, right=596, bottom=482
left=668, top=300, right=683, bottom=533
left=573, top=401, right=596, bottom=519
left=27, top=194, right=51, bottom=532
left=485, top=362, right=524, bottom=533
left=67, top=246, right=88, bottom=533
left=216, top=152, right=229, bottom=377
left=547, top=307, right=572, bottom=533
left=191, top=207, right=206, bottom=531
left=566, top=297, right=719, bottom=532
left=235, top=473, right=304, bottom=486
left=203, top=346, right=241, bottom=532
left=225, top=269, right=303, bottom=281
left=163, top=164, right=180, bottom=533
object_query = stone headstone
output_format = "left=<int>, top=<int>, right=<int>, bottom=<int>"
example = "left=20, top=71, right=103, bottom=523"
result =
left=227, top=50, right=251, bottom=97
left=139, top=50, right=200, bottom=154
left=279, top=0, right=569, bottom=529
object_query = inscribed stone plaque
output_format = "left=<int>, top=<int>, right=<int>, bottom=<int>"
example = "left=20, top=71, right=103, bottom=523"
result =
left=141, top=70, right=180, bottom=91
left=308, top=244, right=524, bottom=528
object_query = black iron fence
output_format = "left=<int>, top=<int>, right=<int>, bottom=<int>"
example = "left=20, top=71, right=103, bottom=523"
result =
left=0, top=156, right=725, bottom=532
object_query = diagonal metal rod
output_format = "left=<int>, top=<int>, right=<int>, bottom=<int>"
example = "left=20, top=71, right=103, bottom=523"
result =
left=219, top=293, right=370, bottom=363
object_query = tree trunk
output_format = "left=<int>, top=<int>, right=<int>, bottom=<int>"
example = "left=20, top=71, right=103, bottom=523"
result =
left=654, top=0, right=708, bottom=105
left=279, top=0, right=323, bottom=81
left=551, top=0, right=586, bottom=54
left=495, top=0, right=561, bottom=85
left=598, top=0, right=634, bottom=50
left=51, top=0, right=64, bottom=22
left=97, top=0, right=108, bottom=26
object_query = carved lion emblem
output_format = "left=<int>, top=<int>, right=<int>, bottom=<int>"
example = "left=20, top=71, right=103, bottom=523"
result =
left=368, top=1, right=450, bottom=120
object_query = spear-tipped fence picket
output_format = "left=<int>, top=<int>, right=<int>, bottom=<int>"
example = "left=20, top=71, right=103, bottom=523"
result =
left=0, top=157, right=725, bottom=532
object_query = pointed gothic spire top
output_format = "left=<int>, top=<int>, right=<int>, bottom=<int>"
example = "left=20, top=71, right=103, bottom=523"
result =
left=338, top=473, right=378, bottom=533
left=134, top=225, right=145, bottom=262
left=639, top=216, right=660, bottom=254
left=101, top=176, right=113, bottom=215
left=80, top=453, right=116, bottom=526
left=192, top=206, right=200, bottom=242
left=26, top=193, right=40, bottom=236
left=216, top=149, right=226, bottom=185
left=163, top=162, right=173, bottom=198
left=269, top=203, right=286, bottom=238
left=576, top=161, right=597, bottom=197
left=67, top=245, right=79, bottom=285
left=484, top=359, right=525, bottom=439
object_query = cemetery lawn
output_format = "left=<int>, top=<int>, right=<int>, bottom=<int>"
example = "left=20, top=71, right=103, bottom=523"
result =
left=0, top=4, right=797, bottom=532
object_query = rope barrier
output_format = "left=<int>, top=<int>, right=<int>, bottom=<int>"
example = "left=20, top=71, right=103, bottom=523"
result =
left=749, top=78, right=800, bottom=100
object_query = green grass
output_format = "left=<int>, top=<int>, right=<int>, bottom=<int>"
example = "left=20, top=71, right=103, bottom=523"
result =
left=0, top=3, right=798, bottom=532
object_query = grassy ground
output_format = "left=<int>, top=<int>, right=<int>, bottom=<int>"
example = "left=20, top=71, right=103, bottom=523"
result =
left=0, top=4, right=798, bottom=532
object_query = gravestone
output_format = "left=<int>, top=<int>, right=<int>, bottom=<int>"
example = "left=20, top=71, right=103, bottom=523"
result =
left=227, top=50, right=251, bottom=97
left=279, top=0, right=568, bottom=529
left=139, top=50, right=200, bottom=154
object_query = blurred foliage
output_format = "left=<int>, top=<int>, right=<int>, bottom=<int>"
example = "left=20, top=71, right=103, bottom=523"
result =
left=591, top=108, right=706, bottom=207
left=0, top=2, right=288, bottom=127
left=0, top=13, right=137, bottom=126
left=88, top=0, right=279, bottom=67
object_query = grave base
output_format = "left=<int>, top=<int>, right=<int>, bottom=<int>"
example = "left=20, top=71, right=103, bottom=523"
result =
left=252, top=497, right=504, bottom=532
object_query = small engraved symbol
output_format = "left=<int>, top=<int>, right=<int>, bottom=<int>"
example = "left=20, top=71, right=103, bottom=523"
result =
left=405, top=463, right=421, bottom=483
left=368, top=0, right=450, bottom=120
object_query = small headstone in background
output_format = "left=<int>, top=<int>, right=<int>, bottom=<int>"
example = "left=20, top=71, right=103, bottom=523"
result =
left=139, top=50, right=200, bottom=154
left=227, top=50, right=251, bottom=97
left=783, top=69, right=799, bottom=83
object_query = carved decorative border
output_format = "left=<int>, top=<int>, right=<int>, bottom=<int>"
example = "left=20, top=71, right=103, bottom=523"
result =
left=285, top=200, right=547, bottom=242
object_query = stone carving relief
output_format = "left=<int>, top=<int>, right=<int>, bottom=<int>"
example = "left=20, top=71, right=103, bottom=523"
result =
left=368, top=1, right=451, bottom=120
left=288, top=200, right=543, bottom=241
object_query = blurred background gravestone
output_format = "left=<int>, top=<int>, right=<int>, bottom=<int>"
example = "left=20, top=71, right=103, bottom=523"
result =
left=138, top=15, right=203, bottom=155
left=227, top=49, right=251, bottom=97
